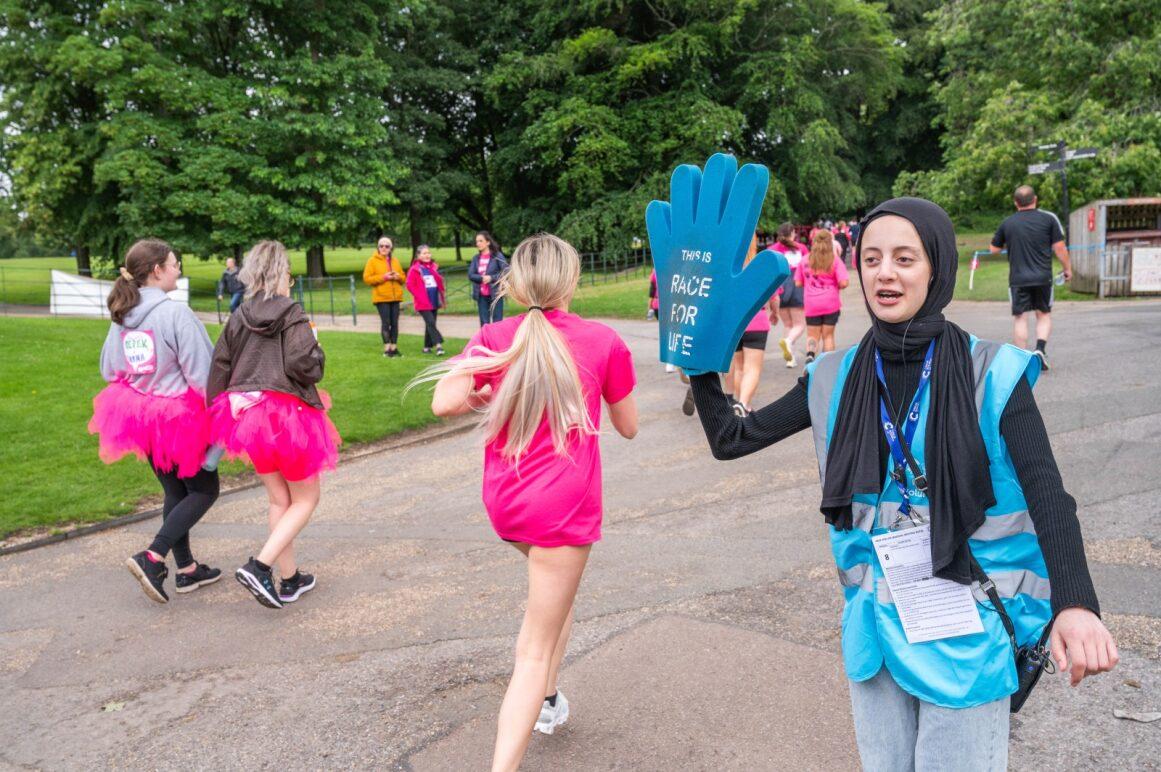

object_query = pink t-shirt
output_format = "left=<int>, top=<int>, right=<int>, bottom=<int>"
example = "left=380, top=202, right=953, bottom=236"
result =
left=794, top=259, right=849, bottom=316
left=465, top=310, right=636, bottom=547
left=477, top=252, right=492, bottom=297
left=770, top=242, right=807, bottom=297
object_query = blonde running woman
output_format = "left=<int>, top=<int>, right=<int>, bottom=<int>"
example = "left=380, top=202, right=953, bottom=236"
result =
left=415, top=233, right=638, bottom=771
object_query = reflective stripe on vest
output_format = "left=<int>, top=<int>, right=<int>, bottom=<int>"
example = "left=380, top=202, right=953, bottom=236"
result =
left=804, top=338, right=1050, bottom=709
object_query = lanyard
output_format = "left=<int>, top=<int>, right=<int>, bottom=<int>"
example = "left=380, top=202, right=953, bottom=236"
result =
left=874, top=340, right=935, bottom=526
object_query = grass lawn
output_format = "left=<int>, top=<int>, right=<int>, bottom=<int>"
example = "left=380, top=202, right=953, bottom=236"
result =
left=0, top=316, right=464, bottom=539
left=952, top=230, right=1090, bottom=302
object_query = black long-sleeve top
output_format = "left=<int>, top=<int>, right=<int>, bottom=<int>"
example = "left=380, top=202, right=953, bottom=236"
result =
left=690, top=359, right=1099, bottom=617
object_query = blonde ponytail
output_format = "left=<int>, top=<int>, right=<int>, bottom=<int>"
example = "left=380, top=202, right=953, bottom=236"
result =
left=409, top=233, right=595, bottom=460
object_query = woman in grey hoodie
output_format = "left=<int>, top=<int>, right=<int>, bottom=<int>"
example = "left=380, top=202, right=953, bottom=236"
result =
left=89, top=239, right=222, bottom=604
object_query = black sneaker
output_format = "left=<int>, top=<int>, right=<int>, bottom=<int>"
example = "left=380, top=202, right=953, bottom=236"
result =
left=126, top=551, right=169, bottom=603
left=435, top=346, right=446, bottom=356
left=681, top=386, right=696, bottom=416
left=174, top=563, right=222, bottom=594
left=804, top=351, right=816, bottom=365
left=1034, top=349, right=1050, bottom=371
left=235, top=557, right=283, bottom=609
left=278, top=571, right=317, bottom=603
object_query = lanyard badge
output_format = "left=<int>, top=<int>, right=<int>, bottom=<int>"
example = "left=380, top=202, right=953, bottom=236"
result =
left=874, top=340, right=935, bottom=530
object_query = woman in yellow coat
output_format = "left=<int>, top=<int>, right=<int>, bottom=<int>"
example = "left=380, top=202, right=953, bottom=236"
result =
left=363, top=236, right=406, bottom=357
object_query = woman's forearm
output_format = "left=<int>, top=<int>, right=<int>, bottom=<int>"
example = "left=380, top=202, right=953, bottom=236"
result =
left=689, top=373, right=811, bottom=460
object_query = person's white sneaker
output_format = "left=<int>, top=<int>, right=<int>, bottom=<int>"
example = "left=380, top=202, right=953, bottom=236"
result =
left=778, top=337, right=793, bottom=362
left=786, top=354, right=797, bottom=368
left=664, top=363, right=676, bottom=373
left=534, top=692, right=570, bottom=735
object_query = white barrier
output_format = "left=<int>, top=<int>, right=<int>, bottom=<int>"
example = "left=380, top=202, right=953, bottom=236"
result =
left=49, top=271, right=189, bottom=317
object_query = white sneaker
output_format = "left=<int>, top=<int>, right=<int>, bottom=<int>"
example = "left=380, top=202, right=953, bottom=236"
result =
left=534, top=692, right=570, bottom=735
left=778, top=337, right=793, bottom=363
left=664, top=363, right=676, bottom=373
left=786, top=354, right=797, bottom=368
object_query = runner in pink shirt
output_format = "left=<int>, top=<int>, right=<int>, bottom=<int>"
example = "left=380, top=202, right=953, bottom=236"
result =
left=794, top=228, right=850, bottom=363
left=417, top=233, right=638, bottom=769
left=769, top=223, right=809, bottom=367
left=727, top=235, right=779, bottom=414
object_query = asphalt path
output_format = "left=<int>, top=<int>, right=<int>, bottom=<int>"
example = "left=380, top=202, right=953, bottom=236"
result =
left=2, top=292, right=1159, bottom=770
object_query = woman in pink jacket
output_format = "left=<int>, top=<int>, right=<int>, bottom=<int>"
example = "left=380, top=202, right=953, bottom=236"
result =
left=406, top=245, right=447, bottom=355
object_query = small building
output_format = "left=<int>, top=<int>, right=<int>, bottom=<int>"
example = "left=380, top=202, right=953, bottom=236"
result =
left=1069, top=198, right=1161, bottom=297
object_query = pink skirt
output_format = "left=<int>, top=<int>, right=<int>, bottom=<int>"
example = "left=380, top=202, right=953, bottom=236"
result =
left=89, top=381, right=211, bottom=478
left=209, top=390, right=341, bottom=481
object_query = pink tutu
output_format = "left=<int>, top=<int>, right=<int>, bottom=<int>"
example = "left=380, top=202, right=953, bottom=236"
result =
left=209, top=390, right=341, bottom=481
left=89, top=381, right=211, bottom=478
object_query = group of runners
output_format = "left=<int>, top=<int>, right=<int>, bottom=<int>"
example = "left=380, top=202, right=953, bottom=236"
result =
left=89, top=176, right=1113, bottom=770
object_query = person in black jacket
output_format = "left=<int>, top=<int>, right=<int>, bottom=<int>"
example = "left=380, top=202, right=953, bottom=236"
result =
left=216, top=257, right=246, bottom=312
left=469, top=230, right=508, bottom=326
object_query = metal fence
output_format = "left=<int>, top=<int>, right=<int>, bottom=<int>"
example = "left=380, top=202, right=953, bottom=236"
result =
left=1, top=246, right=656, bottom=322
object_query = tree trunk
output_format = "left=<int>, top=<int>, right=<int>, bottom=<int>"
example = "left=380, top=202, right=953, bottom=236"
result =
left=233, top=244, right=244, bottom=264
left=75, top=244, right=92, bottom=276
left=454, top=231, right=462, bottom=262
left=409, top=204, right=421, bottom=252
left=306, top=244, right=326, bottom=277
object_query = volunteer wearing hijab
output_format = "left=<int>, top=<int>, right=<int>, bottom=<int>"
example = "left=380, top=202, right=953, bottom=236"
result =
left=687, top=198, right=1116, bottom=770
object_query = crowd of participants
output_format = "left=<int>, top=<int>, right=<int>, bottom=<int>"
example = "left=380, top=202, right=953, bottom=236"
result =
left=87, top=185, right=1113, bottom=771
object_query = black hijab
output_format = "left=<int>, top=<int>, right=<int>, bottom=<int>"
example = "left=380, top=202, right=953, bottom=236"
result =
left=819, top=197, right=995, bottom=584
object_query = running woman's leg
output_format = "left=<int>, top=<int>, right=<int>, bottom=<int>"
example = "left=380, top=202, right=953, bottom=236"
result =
left=492, top=544, right=590, bottom=772
left=258, top=472, right=295, bottom=578
left=729, top=350, right=744, bottom=398
left=737, top=347, right=765, bottom=410
left=821, top=324, right=837, bottom=352
left=786, top=307, right=806, bottom=347
left=544, top=603, right=575, bottom=700
left=256, top=475, right=320, bottom=575
left=149, top=466, right=219, bottom=571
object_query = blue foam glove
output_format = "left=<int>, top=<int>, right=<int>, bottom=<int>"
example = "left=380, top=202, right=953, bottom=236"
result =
left=646, top=154, right=791, bottom=374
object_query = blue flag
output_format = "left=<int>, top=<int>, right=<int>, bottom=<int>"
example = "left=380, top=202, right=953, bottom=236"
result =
left=646, top=153, right=790, bottom=374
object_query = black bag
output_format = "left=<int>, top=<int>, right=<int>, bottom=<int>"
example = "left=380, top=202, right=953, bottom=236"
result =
left=971, top=560, right=1055, bottom=713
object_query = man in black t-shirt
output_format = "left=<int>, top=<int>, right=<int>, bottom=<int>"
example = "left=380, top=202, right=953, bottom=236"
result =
left=989, top=185, right=1072, bottom=370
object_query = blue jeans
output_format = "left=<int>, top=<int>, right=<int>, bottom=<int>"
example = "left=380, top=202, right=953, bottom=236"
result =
left=848, top=668, right=1009, bottom=772
left=477, top=294, right=503, bottom=326
left=229, top=291, right=244, bottom=312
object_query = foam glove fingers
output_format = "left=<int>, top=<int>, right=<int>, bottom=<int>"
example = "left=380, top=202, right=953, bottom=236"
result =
left=723, top=163, right=770, bottom=273
left=695, top=153, right=738, bottom=227
left=739, top=250, right=790, bottom=311
left=645, top=200, right=673, bottom=270
left=669, top=163, right=702, bottom=233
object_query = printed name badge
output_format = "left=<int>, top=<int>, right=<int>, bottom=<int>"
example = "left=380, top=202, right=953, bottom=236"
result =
left=422, top=274, right=438, bottom=289
left=646, top=154, right=790, bottom=373
left=871, top=525, right=984, bottom=644
left=121, top=329, right=157, bottom=374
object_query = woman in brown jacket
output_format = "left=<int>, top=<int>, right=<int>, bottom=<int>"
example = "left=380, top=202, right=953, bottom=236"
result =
left=209, top=240, right=341, bottom=609
left=363, top=236, right=406, bottom=357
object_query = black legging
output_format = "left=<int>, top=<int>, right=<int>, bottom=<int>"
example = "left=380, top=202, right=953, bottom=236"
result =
left=148, top=465, right=219, bottom=567
left=375, top=301, right=401, bottom=345
left=418, top=309, right=443, bottom=348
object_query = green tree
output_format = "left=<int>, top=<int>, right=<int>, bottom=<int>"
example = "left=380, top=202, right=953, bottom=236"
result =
left=0, top=0, right=119, bottom=272
left=897, top=0, right=1161, bottom=224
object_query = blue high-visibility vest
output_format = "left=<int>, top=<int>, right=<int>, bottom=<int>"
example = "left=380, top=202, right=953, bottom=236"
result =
left=805, top=338, right=1051, bottom=708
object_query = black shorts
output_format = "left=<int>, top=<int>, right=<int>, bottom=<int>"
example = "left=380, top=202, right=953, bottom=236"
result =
left=735, top=330, right=768, bottom=351
left=806, top=311, right=840, bottom=326
left=1010, top=284, right=1053, bottom=315
left=779, top=279, right=804, bottom=308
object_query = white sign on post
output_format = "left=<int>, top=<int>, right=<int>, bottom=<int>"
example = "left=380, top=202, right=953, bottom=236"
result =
left=1130, top=248, right=1161, bottom=293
